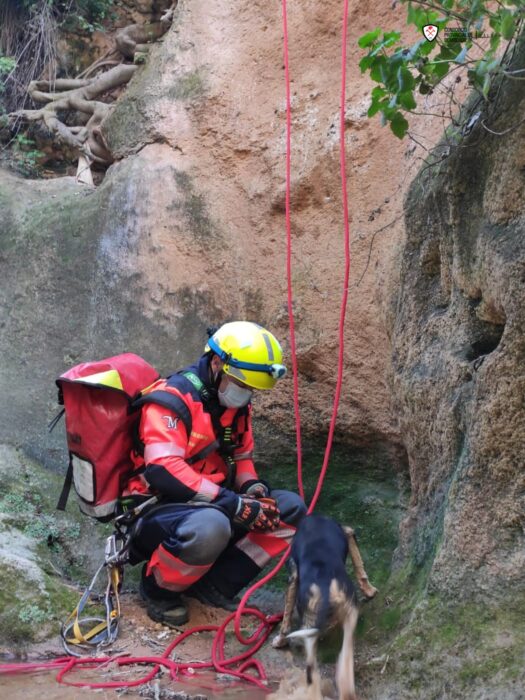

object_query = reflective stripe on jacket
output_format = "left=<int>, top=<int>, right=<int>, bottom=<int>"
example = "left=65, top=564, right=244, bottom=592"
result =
left=123, top=356, right=258, bottom=516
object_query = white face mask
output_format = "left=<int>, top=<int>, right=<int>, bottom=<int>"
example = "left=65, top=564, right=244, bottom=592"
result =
left=218, top=380, right=253, bottom=408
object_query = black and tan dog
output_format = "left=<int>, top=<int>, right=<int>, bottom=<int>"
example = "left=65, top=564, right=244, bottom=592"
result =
left=272, top=514, right=377, bottom=700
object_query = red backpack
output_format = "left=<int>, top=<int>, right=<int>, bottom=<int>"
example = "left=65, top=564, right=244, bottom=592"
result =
left=54, top=353, right=160, bottom=521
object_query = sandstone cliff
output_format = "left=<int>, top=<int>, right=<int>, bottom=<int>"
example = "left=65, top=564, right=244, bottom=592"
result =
left=1, top=0, right=420, bottom=463
left=0, top=1, right=524, bottom=698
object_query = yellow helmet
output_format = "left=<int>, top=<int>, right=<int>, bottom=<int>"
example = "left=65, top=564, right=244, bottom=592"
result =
left=205, top=321, right=287, bottom=390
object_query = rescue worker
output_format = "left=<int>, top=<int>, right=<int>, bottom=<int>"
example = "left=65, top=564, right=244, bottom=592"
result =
left=125, top=321, right=306, bottom=626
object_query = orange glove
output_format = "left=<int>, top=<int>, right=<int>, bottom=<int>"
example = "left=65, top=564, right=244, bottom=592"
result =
left=234, top=496, right=280, bottom=532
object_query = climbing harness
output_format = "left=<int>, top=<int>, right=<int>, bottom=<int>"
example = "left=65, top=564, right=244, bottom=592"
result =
left=180, top=369, right=248, bottom=488
left=60, top=495, right=158, bottom=656
left=60, top=534, right=123, bottom=656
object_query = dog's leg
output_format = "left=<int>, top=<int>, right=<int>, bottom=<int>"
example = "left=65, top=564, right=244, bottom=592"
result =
left=303, top=630, right=322, bottom=700
left=286, top=628, right=322, bottom=700
left=336, top=604, right=358, bottom=700
left=342, top=526, right=378, bottom=599
left=272, top=559, right=298, bottom=648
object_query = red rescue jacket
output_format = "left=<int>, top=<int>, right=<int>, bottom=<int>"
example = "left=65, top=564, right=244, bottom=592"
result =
left=124, top=356, right=258, bottom=517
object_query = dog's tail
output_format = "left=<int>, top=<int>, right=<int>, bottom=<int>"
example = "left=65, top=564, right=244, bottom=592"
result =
left=336, top=605, right=359, bottom=700
left=287, top=628, right=319, bottom=686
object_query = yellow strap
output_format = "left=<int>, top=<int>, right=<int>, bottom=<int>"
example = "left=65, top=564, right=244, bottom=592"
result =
left=62, top=560, right=122, bottom=648
left=69, top=619, right=109, bottom=645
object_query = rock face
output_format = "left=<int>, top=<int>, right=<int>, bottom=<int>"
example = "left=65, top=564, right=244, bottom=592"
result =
left=0, top=445, right=106, bottom=650
left=1, top=1, right=525, bottom=695
left=389, top=63, right=525, bottom=601
left=1, top=0, right=422, bottom=465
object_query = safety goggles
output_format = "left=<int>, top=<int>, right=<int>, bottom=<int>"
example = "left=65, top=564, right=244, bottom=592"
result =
left=207, top=337, right=287, bottom=380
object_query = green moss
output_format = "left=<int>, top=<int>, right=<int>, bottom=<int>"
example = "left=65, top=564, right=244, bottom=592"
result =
left=169, top=169, right=219, bottom=242
left=258, top=443, right=407, bottom=591
left=378, top=605, right=402, bottom=631
left=0, top=446, right=111, bottom=648
left=363, top=593, right=525, bottom=695
left=104, top=95, right=152, bottom=154
left=0, top=561, right=79, bottom=646
left=168, top=70, right=206, bottom=100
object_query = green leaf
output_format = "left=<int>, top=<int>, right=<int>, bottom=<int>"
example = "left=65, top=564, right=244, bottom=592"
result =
left=358, top=28, right=382, bottom=48
left=397, top=66, right=415, bottom=91
left=404, top=38, right=426, bottom=61
left=486, top=57, right=500, bottom=73
left=370, top=31, right=402, bottom=57
left=390, top=111, right=409, bottom=139
left=467, top=68, right=479, bottom=87
left=476, top=59, right=488, bottom=77
left=407, top=2, right=416, bottom=25
left=383, top=30, right=402, bottom=43
left=367, top=99, right=383, bottom=118
left=0, top=55, right=16, bottom=75
left=368, top=88, right=388, bottom=117
left=370, top=56, right=388, bottom=83
left=359, top=55, right=374, bottom=72
left=419, top=39, right=437, bottom=56
left=438, top=43, right=461, bottom=61
left=399, top=90, right=417, bottom=110
left=430, top=60, right=451, bottom=80
left=408, top=4, right=438, bottom=29
left=455, top=46, right=468, bottom=63
left=490, top=32, right=501, bottom=53
left=500, top=11, right=516, bottom=40
left=371, top=85, right=387, bottom=99
left=482, top=73, right=491, bottom=99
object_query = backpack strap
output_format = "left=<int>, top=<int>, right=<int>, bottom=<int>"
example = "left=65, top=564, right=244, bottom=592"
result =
left=133, top=372, right=248, bottom=487
left=132, top=390, right=192, bottom=437
left=180, top=370, right=210, bottom=400
left=176, top=371, right=249, bottom=487
left=56, top=458, right=73, bottom=512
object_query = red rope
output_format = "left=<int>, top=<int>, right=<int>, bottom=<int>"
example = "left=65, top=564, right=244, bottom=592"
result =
left=0, top=0, right=353, bottom=690
left=282, top=0, right=304, bottom=500
left=1, top=610, right=281, bottom=692
left=281, top=0, right=352, bottom=514
left=307, top=0, right=351, bottom=514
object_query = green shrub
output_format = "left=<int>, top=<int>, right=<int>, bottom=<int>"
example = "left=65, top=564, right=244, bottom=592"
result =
left=20, top=0, right=114, bottom=26
left=358, top=0, right=525, bottom=139
left=10, top=133, right=45, bottom=177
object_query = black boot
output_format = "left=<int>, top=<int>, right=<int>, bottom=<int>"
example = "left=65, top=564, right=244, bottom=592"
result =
left=139, top=565, right=189, bottom=627
left=185, top=577, right=240, bottom=612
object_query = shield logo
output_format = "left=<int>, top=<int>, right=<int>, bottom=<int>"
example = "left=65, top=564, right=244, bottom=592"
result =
left=423, top=24, right=438, bottom=42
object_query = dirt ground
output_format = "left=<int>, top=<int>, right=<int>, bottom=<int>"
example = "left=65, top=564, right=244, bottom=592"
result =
left=1, top=592, right=340, bottom=700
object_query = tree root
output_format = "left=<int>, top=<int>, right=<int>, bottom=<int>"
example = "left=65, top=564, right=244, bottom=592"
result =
left=10, top=64, right=138, bottom=180
left=8, top=1, right=178, bottom=185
